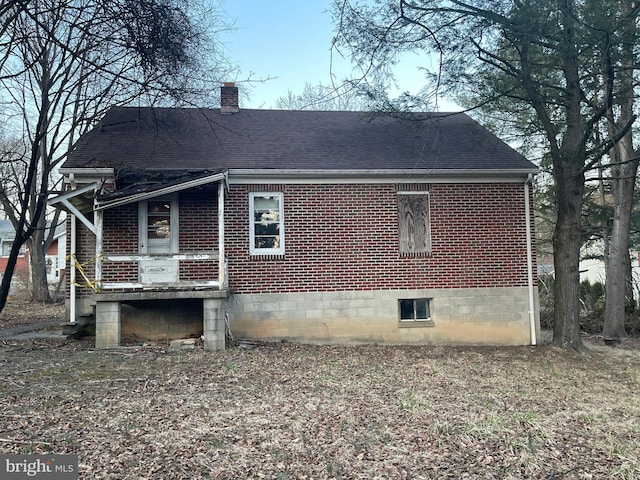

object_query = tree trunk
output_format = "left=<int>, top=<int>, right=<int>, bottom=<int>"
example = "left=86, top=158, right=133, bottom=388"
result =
left=28, top=228, right=51, bottom=303
left=601, top=0, right=637, bottom=338
left=602, top=151, right=637, bottom=338
left=551, top=154, right=586, bottom=351
left=548, top=0, right=587, bottom=351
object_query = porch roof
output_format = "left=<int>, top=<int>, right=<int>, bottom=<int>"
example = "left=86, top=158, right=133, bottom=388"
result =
left=95, top=170, right=226, bottom=210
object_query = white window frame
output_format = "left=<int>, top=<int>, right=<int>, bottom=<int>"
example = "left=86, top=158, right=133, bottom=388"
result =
left=249, top=192, right=285, bottom=255
left=1, top=238, right=26, bottom=257
left=138, top=194, right=179, bottom=254
left=398, top=298, right=434, bottom=325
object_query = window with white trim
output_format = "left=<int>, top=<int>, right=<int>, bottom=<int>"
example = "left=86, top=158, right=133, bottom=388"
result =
left=249, top=192, right=284, bottom=255
left=1, top=238, right=26, bottom=257
left=399, top=298, right=433, bottom=324
left=139, top=195, right=179, bottom=254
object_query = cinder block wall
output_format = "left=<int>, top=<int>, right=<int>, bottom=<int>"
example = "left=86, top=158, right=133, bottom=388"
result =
left=228, top=287, right=539, bottom=345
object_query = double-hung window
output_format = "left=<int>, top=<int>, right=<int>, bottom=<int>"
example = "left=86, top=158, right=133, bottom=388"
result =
left=1, top=238, right=25, bottom=257
left=249, top=192, right=284, bottom=255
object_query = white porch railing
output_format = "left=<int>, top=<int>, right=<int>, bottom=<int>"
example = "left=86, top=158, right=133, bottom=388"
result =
left=100, top=252, right=226, bottom=290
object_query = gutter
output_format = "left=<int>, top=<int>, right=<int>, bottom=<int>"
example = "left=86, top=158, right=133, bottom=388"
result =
left=228, top=168, right=540, bottom=184
left=59, top=167, right=115, bottom=177
left=524, top=173, right=537, bottom=345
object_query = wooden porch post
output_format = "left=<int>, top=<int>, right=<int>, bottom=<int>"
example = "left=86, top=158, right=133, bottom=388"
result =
left=69, top=215, right=76, bottom=324
left=94, top=208, right=103, bottom=292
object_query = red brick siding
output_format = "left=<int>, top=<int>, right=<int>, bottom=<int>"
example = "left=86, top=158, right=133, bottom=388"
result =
left=0, top=257, right=29, bottom=276
left=225, top=183, right=535, bottom=294
left=46, top=241, right=58, bottom=256
left=70, top=182, right=536, bottom=298
left=71, top=216, right=98, bottom=299
left=179, top=191, right=218, bottom=280
left=179, top=190, right=218, bottom=250
left=104, top=204, right=138, bottom=253
left=102, top=203, right=138, bottom=283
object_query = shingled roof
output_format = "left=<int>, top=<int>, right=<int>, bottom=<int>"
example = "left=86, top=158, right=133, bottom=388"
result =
left=63, top=107, right=537, bottom=173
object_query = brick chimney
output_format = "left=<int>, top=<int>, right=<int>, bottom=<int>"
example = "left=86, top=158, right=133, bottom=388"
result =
left=220, top=82, right=239, bottom=113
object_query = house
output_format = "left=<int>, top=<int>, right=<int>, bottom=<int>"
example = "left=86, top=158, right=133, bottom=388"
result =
left=0, top=219, right=29, bottom=286
left=46, top=223, right=67, bottom=286
left=50, top=83, right=540, bottom=349
left=0, top=219, right=66, bottom=290
left=579, top=241, right=640, bottom=303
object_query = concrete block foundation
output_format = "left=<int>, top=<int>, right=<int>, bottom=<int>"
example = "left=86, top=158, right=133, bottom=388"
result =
left=95, top=301, right=120, bottom=349
left=92, top=290, right=228, bottom=350
left=227, top=287, right=540, bottom=346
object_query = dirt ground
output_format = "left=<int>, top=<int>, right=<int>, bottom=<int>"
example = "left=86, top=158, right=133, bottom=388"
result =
left=1, top=300, right=639, bottom=479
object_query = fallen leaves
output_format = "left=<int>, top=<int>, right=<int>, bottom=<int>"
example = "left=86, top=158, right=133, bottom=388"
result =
left=0, top=300, right=64, bottom=328
left=0, top=339, right=639, bottom=479
left=1, top=298, right=640, bottom=478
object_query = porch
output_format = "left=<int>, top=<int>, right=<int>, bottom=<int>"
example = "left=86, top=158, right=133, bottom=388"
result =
left=49, top=169, right=230, bottom=350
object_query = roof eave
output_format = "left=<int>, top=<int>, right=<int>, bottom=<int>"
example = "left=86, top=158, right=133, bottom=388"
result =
left=59, top=167, right=115, bottom=184
left=227, top=168, right=540, bottom=184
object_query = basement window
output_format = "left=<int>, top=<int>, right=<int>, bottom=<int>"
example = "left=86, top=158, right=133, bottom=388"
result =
left=250, top=192, right=284, bottom=255
left=399, top=298, right=434, bottom=326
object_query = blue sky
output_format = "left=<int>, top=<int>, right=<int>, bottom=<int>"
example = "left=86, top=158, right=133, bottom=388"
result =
left=221, top=1, right=347, bottom=108
left=221, top=1, right=456, bottom=110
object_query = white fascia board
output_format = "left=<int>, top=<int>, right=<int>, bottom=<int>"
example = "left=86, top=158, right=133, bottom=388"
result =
left=59, top=167, right=115, bottom=176
left=95, top=171, right=227, bottom=210
left=59, top=168, right=115, bottom=184
left=227, top=168, right=540, bottom=185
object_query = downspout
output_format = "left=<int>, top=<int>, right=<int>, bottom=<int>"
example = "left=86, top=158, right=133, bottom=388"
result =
left=524, top=173, right=537, bottom=345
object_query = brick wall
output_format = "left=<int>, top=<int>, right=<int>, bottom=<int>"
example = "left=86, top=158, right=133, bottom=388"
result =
left=178, top=190, right=218, bottom=281
left=0, top=257, right=29, bottom=276
left=179, top=190, right=218, bottom=250
left=225, top=183, right=536, bottom=294
left=101, top=203, right=138, bottom=284
left=71, top=214, right=98, bottom=299
left=71, top=181, right=536, bottom=299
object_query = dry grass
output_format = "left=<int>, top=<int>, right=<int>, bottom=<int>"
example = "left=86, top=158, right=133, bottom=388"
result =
left=1, top=335, right=639, bottom=479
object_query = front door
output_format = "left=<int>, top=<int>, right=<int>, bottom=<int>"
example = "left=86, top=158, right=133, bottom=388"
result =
left=138, top=195, right=179, bottom=283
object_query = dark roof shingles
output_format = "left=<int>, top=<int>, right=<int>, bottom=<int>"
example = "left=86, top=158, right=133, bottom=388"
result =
left=65, top=107, right=536, bottom=172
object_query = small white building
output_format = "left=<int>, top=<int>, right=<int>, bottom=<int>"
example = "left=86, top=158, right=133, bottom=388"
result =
left=579, top=240, right=640, bottom=301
